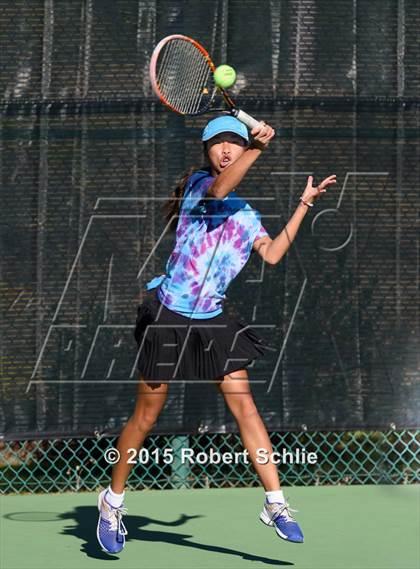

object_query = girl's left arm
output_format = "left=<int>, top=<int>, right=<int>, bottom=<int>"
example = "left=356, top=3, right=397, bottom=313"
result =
left=266, top=174, right=337, bottom=265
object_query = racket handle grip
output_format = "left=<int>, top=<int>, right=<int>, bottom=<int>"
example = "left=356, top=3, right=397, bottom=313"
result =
left=231, top=108, right=261, bottom=130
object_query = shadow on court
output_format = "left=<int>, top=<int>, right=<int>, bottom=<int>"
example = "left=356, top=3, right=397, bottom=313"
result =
left=60, top=505, right=293, bottom=566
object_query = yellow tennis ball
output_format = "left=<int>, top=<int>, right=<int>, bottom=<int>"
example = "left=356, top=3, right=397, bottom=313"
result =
left=214, top=65, right=236, bottom=89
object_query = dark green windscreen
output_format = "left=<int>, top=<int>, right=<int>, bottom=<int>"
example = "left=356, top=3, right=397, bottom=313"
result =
left=1, top=0, right=419, bottom=438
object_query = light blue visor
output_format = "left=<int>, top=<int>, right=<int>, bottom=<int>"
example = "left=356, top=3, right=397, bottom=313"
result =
left=201, top=115, right=249, bottom=143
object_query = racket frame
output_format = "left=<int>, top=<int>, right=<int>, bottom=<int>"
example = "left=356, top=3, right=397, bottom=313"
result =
left=149, top=34, right=260, bottom=130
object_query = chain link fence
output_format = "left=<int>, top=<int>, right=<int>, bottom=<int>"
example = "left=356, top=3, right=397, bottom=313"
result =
left=1, top=429, right=419, bottom=494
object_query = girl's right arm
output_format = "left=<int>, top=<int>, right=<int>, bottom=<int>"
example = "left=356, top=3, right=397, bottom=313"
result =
left=209, top=122, right=275, bottom=199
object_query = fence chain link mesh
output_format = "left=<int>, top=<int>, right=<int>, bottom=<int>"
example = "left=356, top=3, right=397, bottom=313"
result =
left=1, top=430, right=418, bottom=494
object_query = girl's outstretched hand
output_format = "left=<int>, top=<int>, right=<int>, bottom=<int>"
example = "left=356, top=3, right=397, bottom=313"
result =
left=301, top=174, right=337, bottom=205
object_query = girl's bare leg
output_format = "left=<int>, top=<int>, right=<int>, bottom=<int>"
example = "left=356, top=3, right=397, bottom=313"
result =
left=216, top=368, right=281, bottom=491
left=110, top=376, right=169, bottom=493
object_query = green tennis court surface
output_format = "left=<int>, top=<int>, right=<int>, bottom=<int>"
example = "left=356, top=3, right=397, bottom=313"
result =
left=1, top=485, right=418, bottom=569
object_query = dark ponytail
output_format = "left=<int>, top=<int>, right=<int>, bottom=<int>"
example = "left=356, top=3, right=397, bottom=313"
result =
left=162, top=144, right=209, bottom=232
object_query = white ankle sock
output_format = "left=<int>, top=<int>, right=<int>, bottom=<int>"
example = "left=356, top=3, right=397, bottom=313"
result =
left=105, top=486, right=125, bottom=508
left=265, top=489, right=285, bottom=504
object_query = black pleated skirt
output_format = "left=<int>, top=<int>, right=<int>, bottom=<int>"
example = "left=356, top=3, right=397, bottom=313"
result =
left=134, top=289, right=271, bottom=382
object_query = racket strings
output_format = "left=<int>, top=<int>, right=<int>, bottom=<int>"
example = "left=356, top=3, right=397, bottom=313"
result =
left=157, top=40, right=177, bottom=97
left=172, top=40, right=194, bottom=112
left=155, top=39, right=213, bottom=114
left=183, top=43, right=200, bottom=113
left=158, top=41, right=173, bottom=83
left=189, top=47, right=212, bottom=113
left=183, top=44, right=205, bottom=114
left=164, top=40, right=207, bottom=113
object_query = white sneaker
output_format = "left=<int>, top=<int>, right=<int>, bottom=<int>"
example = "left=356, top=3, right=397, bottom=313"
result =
left=260, top=498, right=304, bottom=543
left=96, top=489, right=128, bottom=554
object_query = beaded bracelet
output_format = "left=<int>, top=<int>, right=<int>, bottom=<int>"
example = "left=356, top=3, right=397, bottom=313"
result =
left=299, top=196, right=313, bottom=207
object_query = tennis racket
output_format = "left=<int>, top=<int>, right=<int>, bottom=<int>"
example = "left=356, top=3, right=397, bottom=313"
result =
left=149, top=34, right=260, bottom=130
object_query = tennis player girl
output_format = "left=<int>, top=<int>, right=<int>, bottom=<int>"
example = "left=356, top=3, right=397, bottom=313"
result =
left=96, top=115, right=337, bottom=554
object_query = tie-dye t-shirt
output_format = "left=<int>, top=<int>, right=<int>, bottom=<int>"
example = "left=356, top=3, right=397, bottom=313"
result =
left=144, top=167, right=269, bottom=319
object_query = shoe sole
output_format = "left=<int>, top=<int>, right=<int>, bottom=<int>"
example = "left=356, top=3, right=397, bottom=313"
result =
left=259, top=509, right=304, bottom=543
left=96, top=490, right=125, bottom=555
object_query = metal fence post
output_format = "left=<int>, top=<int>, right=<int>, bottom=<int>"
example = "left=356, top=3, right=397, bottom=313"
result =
left=170, top=435, right=190, bottom=489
